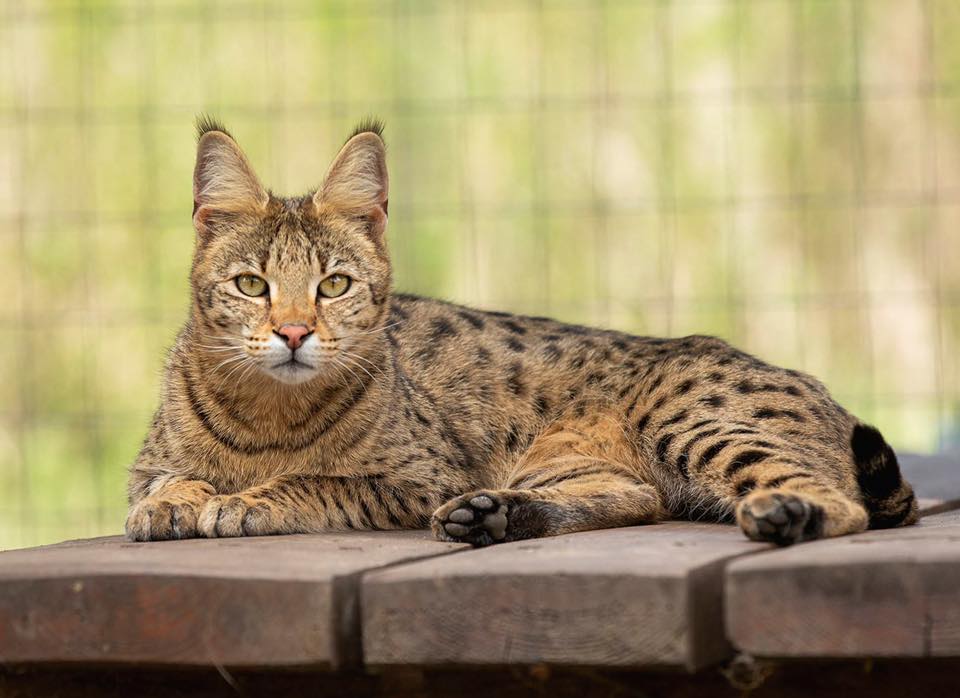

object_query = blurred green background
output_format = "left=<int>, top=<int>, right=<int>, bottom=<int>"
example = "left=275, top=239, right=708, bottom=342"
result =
left=1, top=0, right=958, bottom=550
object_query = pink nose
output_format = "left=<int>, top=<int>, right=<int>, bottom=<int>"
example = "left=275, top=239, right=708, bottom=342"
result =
left=275, top=323, right=312, bottom=350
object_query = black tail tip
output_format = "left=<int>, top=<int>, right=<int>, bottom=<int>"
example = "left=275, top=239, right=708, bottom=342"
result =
left=852, top=423, right=903, bottom=499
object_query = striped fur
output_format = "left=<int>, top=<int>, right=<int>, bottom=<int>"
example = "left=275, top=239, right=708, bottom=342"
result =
left=126, top=121, right=918, bottom=547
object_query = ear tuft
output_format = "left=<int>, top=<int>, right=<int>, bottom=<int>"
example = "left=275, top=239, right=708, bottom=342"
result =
left=193, top=119, right=268, bottom=234
left=347, top=117, right=385, bottom=143
left=195, top=114, right=233, bottom=142
left=314, top=124, right=389, bottom=240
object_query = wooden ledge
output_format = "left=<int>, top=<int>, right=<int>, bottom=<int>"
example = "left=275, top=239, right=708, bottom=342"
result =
left=0, top=532, right=466, bottom=669
left=362, top=522, right=770, bottom=671
left=726, top=509, right=960, bottom=658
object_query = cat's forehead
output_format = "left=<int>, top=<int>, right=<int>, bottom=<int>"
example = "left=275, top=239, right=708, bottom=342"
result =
left=258, top=204, right=365, bottom=272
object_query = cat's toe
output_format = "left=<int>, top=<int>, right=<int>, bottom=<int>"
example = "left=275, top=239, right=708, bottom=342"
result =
left=126, top=499, right=199, bottom=541
left=432, top=491, right=509, bottom=547
left=737, top=491, right=824, bottom=546
left=199, top=495, right=279, bottom=537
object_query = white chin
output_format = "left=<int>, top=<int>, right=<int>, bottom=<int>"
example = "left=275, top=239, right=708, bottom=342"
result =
left=266, top=362, right=320, bottom=385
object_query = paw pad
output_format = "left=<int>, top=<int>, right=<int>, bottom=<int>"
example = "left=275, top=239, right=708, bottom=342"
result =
left=433, top=492, right=510, bottom=547
left=738, top=492, right=824, bottom=546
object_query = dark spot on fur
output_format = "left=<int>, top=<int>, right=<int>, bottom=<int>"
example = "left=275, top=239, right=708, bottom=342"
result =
left=500, top=319, right=527, bottom=335
left=429, top=317, right=458, bottom=342
left=702, top=395, right=726, bottom=408
left=457, top=310, right=485, bottom=330
left=504, top=337, right=526, bottom=353
left=676, top=379, right=696, bottom=395
left=542, top=343, right=563, bottom=361
left=534, top=394, right=549, bottom=416
left=507, top=363, right=527, bottom=396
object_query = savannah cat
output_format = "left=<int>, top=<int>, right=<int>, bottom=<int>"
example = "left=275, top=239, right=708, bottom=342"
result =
left=125, top=118, right=918, bottom=547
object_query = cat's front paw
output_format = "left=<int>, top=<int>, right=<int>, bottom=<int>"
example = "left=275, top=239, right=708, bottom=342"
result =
left=198, top=494, right=281, bottom=538
left=126, top=497, right=205, bottom=541
left=432, top=491, right=509, bottom=547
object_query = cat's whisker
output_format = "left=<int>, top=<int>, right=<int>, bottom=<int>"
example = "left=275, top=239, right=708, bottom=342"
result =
left=212, top=353, right=249, bottom=373
left=339, top=350, right=387, bottom=379
left=331, top=358, right=366, bottom=394
left=337, top=354, right=379, bottom=385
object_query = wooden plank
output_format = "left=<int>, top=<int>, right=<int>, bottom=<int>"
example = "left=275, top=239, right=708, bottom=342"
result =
left=0, top=532, right=466, bottom=669
left=362, top=522, right=771, bottom=671
left=726, top=509, right=960, bottom=658
left=899, top=451, right=960, bottom=502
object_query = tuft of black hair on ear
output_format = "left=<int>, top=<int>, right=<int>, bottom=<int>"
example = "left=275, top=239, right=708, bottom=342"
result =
left=195, top=114, right=233, bottom=142
left=348, top=117, right=385, bottom=144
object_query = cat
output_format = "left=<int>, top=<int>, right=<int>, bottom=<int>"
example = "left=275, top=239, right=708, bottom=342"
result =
left=125, top=117, right=918, bottom=547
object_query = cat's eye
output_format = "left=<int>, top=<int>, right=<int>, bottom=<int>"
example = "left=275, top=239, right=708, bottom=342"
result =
left=236, top=274, right=268, bottom=297
left=319, top=274, right=351, bottom=299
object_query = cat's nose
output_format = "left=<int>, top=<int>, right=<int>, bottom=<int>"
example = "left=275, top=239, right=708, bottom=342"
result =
left=274, top=323, right=312, bottom=350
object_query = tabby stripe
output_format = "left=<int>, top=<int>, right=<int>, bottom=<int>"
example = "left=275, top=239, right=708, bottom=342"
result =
left=370, top=483, right=404, bottom=527
left=636, top=413, right=651, bottom=433
left=724, top=450, right=772, bottom=476
left=655, top=433, right=674, bottom=462
left=725, top=427, right=757, bottom=436
left=357, top=494, right=376, bottom=528
left=680, top=427, right=722, bottom=452
left=524, top=465, right=613, bottom=489
left=763, top=472, right=815, bottom=488
left=660, top=409, right=688, bottom=427
left=736, top=478, right=756, bottom=497
left=698, top=439, right=732, bottom=469
left=314, top=490, right=334, bottom=526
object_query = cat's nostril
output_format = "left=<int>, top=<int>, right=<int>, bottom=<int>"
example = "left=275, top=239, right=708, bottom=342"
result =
left=274, top=323, right=312, bottom=350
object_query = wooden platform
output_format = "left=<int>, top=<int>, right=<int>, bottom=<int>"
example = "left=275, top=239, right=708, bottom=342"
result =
left=2, top=455, right=959, bottom=696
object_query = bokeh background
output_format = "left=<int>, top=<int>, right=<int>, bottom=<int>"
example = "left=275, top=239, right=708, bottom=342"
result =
left=1, top=0, right=958, bottom=550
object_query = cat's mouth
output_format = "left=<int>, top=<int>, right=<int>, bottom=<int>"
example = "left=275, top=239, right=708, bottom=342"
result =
left=271, top=357, right=315, bottom=371
left=266, top=356, right=320, bottom=384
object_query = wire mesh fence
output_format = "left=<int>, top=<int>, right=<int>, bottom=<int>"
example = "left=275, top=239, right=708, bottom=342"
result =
left=1, top=0, right=958, bottom=549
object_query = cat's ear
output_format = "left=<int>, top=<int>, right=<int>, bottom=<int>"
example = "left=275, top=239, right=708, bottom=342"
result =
left=314, top=125, right=388, bottom=240
left=192, top=119, right=268, bottom=235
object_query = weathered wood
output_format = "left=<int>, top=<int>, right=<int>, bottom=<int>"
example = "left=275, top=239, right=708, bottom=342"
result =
left=6, top=660, right=960, bottom=698
left=0, top=532, right=466, bottom=669
left=726, top=509, right=960, bottom=658
left=362, top=522, right=771, bottom=671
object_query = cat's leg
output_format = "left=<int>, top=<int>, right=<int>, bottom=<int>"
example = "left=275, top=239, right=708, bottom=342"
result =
left=432, top=413, right=664, bottom=546
left=196, top=471, right=457, bottom=537
left=664, top=424, right=871, bottom=545
left=734, top=475, right=868, bottom=545
left=125, top=477, right=217, bottom=541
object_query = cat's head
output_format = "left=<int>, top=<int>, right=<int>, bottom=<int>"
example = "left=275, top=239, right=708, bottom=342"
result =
left=189, top=118, right=391, bottom=386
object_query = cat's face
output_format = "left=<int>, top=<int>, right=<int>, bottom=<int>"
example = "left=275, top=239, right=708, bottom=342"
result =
left=189, top=122, right=391, bottom=386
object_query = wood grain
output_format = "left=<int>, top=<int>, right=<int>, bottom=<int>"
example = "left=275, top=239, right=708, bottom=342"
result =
left=0, top=532, right=466, bottom=668
left=726, top=509, right=960, bottom=658
left=362, top=521, right=771, bottom=671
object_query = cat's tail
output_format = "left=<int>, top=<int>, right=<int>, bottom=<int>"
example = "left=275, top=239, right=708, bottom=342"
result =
left=851, top=423, right=919, bottom=529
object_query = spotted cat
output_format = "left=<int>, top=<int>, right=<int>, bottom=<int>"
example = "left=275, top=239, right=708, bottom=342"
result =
left=125, top=118, right=918, bottom=547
